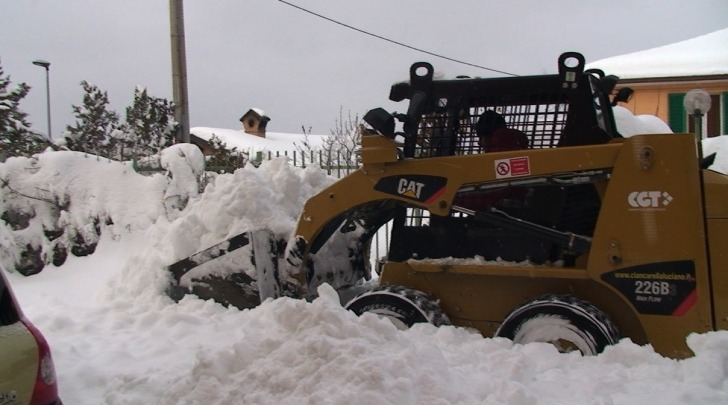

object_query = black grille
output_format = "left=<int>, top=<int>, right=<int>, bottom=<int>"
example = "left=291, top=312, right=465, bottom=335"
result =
left=401, top=74, right=578, bottom=159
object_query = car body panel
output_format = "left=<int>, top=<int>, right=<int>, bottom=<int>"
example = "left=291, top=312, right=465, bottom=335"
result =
left=1, top=269, right=61, bottom=405
left=0, top=322, right=38, bottom=405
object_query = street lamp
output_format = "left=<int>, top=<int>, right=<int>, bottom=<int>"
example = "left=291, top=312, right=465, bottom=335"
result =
left=683, top=89, right=712, bottom=143
left=32, top=59, right=52, bottom=140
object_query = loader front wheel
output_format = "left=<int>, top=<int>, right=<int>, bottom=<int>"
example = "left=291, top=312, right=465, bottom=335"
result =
left=495, top=294, right=619, bottom=355
left=345, top=285, right=450, bottom=330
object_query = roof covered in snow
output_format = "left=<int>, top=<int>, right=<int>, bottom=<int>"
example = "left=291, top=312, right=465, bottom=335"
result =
left=251, top=107, right=267, bottom=117
left=192, top=127, right=327, bottom=155
left=586, top=28, right=728, bottom=80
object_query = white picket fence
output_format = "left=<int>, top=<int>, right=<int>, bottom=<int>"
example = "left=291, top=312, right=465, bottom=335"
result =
left=250, top=149, right=358, bottom=177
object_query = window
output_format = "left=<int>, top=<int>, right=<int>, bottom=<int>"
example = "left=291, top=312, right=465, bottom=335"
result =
left=723, top=92, right=728, bottom=135
left=668, top=93, right=686, bottom=133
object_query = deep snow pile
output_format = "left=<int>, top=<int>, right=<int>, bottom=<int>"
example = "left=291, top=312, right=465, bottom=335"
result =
left=116, top=156, right=336, bottom=301
left=9, top=216, right=728, bottom=405
left=0, top=141, right=333, bottom=282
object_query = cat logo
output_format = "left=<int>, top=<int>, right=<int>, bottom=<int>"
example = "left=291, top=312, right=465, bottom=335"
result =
left=397, top=178, right=425, bottom=199
left=374, top=174, right=447, bottom=203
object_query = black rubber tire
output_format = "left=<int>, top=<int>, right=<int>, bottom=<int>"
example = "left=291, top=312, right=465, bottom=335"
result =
left=495, top=294, right=619, bottom=355
left=345, top=285, right=450, bottom=330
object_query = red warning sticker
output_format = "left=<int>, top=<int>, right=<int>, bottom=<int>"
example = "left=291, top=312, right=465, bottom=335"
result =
left=494, top=157, right=530, bottom=179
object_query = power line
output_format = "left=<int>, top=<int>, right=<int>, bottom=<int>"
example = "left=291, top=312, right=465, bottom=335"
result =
left=276, top=0, right=518, bottom=77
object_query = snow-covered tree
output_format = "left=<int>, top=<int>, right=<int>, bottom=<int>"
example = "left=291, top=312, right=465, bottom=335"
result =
left=323, top=107, right=361, bottom=169
left=64, top=81, right=121, bottom=158
left=205, top=133, right=249, bottom=173
left=125, top=86, right=178, bottom=159
left=294, top=107, right=362, bottom=172
left=0, top=61, right=47, bottom=160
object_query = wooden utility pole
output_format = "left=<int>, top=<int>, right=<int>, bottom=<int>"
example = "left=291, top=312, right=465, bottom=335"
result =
left=170, top=0, right=191, bottom=143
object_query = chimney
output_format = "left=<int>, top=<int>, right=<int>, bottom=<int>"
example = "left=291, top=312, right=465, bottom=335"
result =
left=239, top=108, right=270, bottom=137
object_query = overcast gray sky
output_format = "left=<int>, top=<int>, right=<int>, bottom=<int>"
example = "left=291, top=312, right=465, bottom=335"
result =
left=2, top=0, right=727, bottom=137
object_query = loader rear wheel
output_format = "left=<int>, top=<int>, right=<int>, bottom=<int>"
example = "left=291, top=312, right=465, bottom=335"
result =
left=495, top=294, right=619, bottom=355
left=345, top=285, right=450, bottom=330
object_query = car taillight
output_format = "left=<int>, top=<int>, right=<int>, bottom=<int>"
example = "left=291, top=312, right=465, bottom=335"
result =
left=21, top=319, right=60, bottom=405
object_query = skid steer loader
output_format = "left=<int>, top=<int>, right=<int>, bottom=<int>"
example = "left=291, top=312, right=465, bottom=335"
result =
left=167, top=52, right=728, bottom=358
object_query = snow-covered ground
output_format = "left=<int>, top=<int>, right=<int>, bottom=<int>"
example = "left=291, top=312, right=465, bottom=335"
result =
left=4, top=109, right=728, bottom=404
left=8, top=235, right=728, bottom=405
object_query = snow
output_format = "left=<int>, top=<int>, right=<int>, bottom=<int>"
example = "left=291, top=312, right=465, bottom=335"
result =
left=251, top=107, right=267, bottom=118
left=586, top=28, right=728, bottom=79
left=612, top=106, right=674, bottom=137
left=3, top=109, right=728, bottom=404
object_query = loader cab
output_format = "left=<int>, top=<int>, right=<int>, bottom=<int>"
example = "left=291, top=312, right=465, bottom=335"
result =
left=298, top=52, right=625, bottom=292
left=371, top=52, right=620, bottom=267
left=365, top=52, right=621, bottom=159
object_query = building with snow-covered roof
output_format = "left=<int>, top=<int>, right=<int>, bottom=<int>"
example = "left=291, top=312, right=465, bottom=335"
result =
left=587, top=28, right=728, bottom=137
left=188, top=107, right=328, bottom=162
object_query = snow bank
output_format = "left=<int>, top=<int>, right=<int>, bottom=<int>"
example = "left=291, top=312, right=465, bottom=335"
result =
left=12, top=253, right=728, bottom=404
left=702, top=136, right=728, bottom=174
left=115, top=157, right=335, bottom=300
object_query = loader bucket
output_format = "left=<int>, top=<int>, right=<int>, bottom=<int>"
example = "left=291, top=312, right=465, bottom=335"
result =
left=165, top=230, right=293, bottom=308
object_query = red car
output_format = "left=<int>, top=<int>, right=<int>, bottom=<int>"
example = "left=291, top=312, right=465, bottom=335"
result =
left=0, top=268, right=62, bottom=405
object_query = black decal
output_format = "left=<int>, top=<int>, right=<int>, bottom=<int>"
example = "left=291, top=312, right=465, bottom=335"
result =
left=374, top=175, right=447, bottom=203
left=601, top=260, right=696, bottom=315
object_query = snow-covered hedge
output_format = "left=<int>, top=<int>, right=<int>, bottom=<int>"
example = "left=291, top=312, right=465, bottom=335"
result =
left=0, top=144, right=205, bottom=274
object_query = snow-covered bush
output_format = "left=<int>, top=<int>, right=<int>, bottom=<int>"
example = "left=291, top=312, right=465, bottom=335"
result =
left=0, top=144, right=205, bottom=275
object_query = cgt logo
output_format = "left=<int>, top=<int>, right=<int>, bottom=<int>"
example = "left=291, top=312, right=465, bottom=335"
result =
left=398, top=178, right=425, bottom=199
left=628, top=191, right=674, bottom=209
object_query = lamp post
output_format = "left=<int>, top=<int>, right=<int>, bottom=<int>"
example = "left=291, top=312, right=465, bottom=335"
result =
left=32, top=60, right=52, bottom=140
left=683, top=89, right=712, bottom=144
left=169, top=0, right=191, bottom=143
